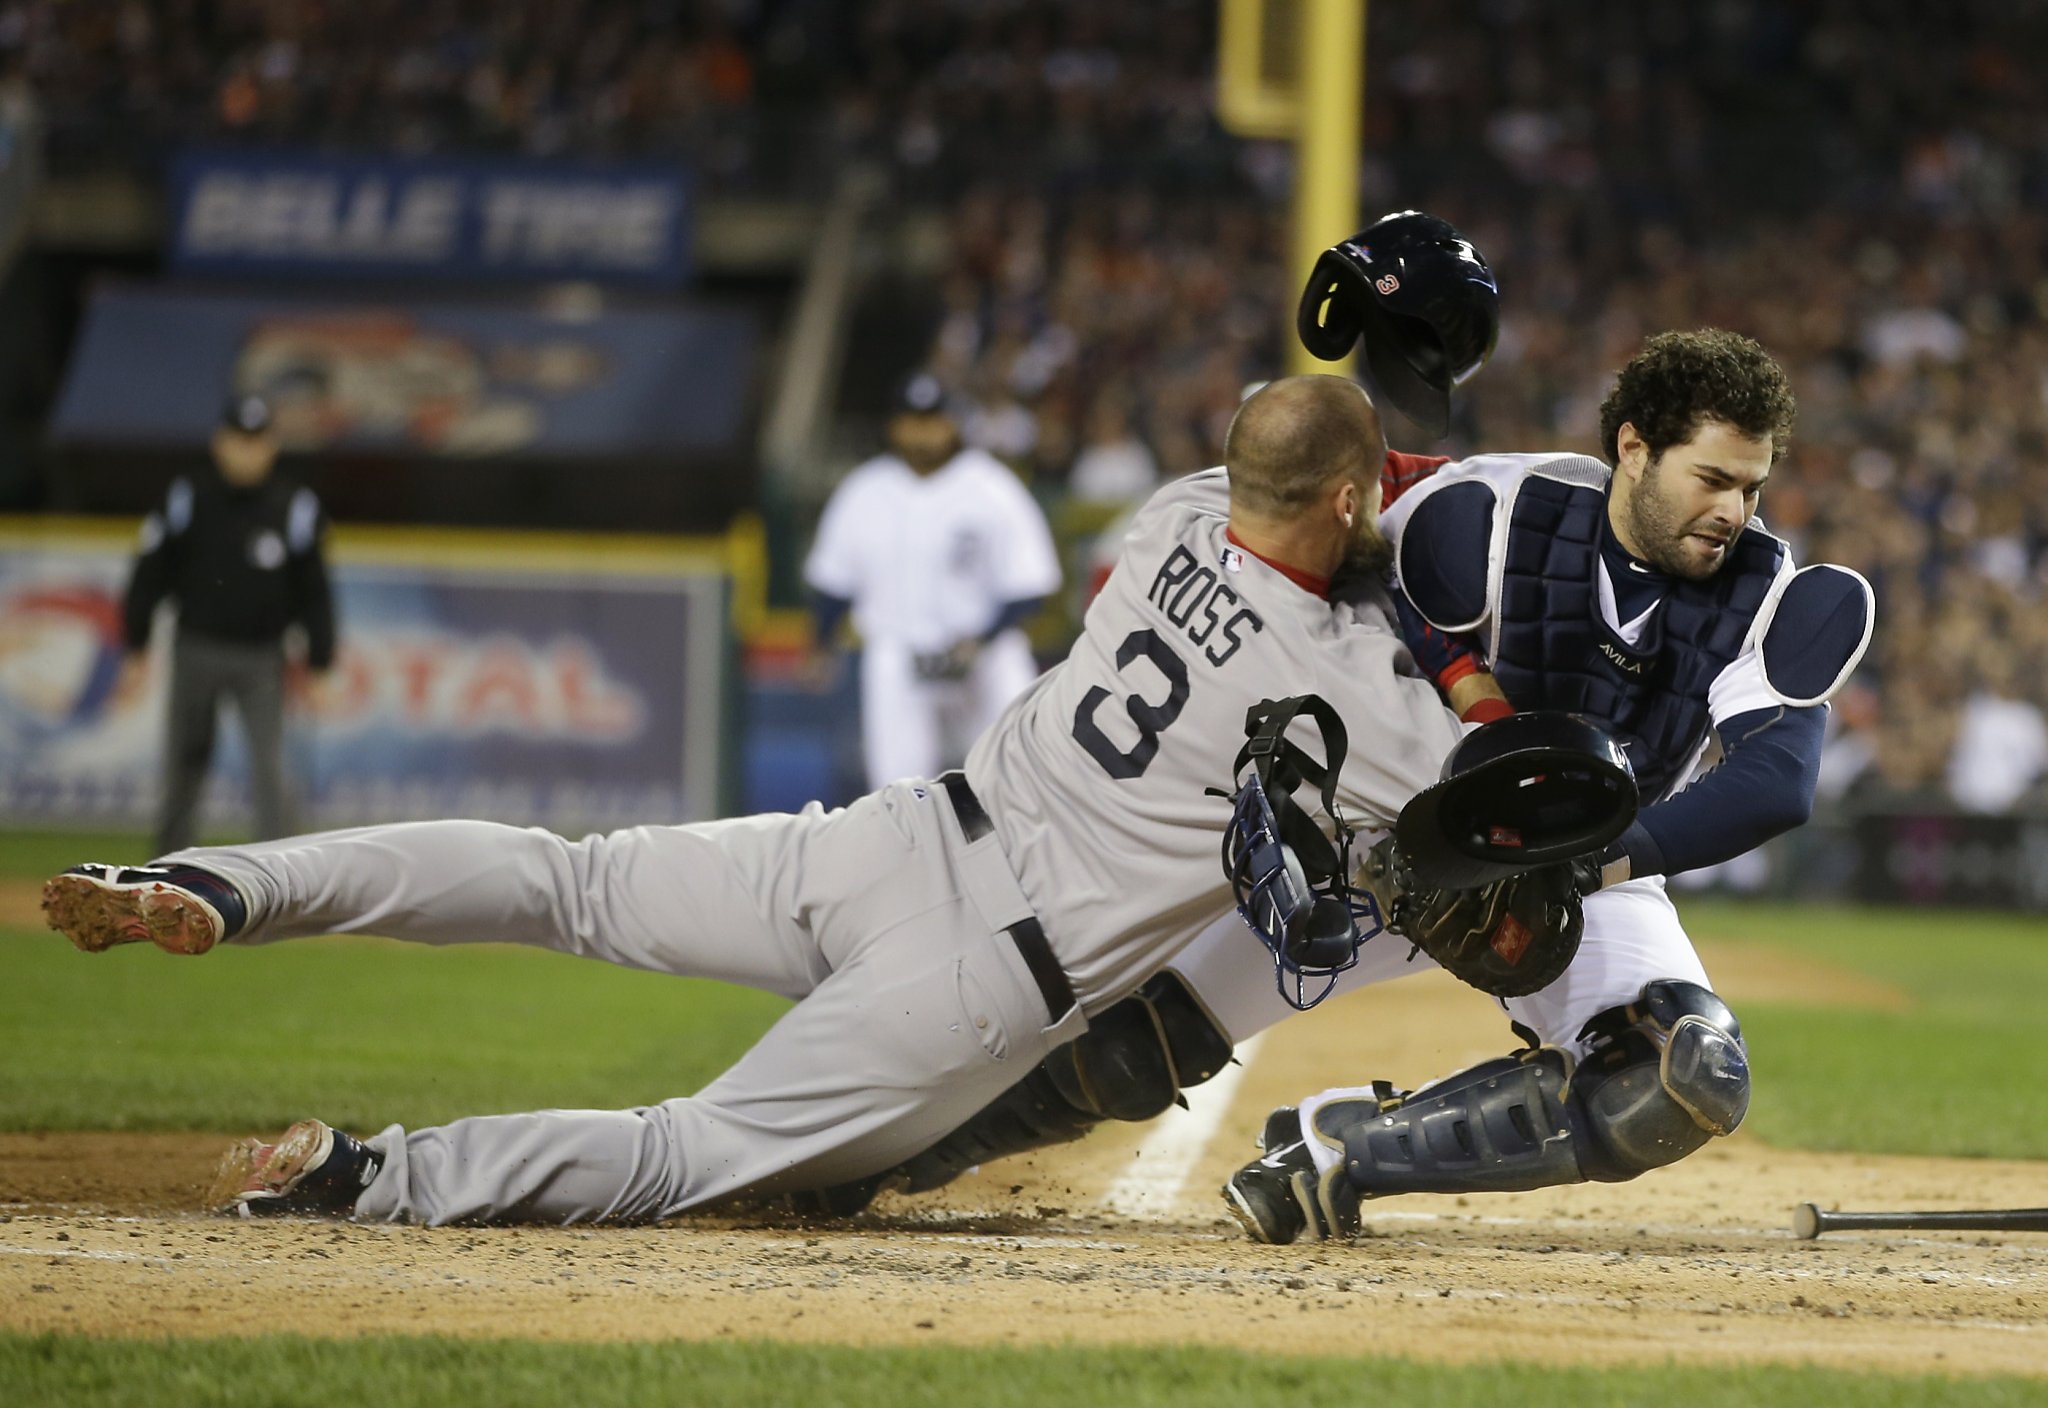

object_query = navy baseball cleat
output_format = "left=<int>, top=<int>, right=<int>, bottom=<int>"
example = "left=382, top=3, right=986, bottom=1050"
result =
left=206, top=1120, right=383, bottom=1218
left=1223, top=1139, right=1359, bottom=1245
left=41, top=863, right=248, bottom=955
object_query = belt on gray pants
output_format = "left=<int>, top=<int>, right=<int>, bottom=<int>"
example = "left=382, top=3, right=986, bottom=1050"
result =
left=936, top=771, right=1077, bottom=1023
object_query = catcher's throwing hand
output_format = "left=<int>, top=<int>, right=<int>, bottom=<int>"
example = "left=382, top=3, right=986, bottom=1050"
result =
left=1358, top=836, right=1602, bottom=998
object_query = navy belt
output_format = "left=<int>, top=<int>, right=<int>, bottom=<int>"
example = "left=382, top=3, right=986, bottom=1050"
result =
left=936, top=771, right=1077, bottom=1023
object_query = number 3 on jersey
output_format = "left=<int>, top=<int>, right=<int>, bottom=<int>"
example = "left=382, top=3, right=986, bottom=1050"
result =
left=1072, top=628, right=1189, bottom=779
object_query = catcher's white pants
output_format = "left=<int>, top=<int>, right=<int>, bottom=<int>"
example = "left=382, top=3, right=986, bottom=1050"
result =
left=859, top=629, right=1039, bottom=789
left=173, top=781, right=1087, bottom=1225
left=1168, top=876, right=1711, bottom=1054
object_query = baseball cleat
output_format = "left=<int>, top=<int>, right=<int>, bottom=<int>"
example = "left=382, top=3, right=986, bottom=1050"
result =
left=1223, top=1139, right=1361, bottom=1245
left=1223, top=1141, right=1317, bottom=1244
left=42, top=863, right=248, bottom=955
left=205, top=1119, right=382, bottom=1218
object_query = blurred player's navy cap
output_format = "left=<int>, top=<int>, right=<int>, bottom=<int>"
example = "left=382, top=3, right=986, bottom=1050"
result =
left=220, top=393, right=275, bottom=435
left=894, top=371, right=950, bottom=417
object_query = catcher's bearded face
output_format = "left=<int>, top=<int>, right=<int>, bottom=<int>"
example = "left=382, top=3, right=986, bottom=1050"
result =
left=1618, top=419, right=1771, bottom=580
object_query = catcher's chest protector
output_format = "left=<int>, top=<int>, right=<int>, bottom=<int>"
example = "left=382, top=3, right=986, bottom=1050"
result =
left=1490, top=475, right=1784, bottom=801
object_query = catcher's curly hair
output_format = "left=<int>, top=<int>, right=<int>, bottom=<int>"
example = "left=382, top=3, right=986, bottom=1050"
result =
left=1597, top=329, right=1796, bottom=467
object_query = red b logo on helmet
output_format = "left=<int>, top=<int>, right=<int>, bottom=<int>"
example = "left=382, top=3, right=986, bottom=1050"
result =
left=1374, top=273, right=1401, bottom=295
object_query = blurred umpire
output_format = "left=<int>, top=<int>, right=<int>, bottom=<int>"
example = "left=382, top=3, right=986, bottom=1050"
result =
left=121, top=394, right=335, bottom=854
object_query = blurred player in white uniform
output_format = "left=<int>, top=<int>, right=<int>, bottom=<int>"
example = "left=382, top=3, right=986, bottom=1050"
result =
left=805, top=372, right=1062, bottom=788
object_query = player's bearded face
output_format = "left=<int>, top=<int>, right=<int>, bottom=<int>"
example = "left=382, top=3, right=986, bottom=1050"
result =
left=890, top=412, right=960, bottom=473
left=1624, top=423, right=1772, bottom=580
left=1342, top=472, right=1394, bottom=577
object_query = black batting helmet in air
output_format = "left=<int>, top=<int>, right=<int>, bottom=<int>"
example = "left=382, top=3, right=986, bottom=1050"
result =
left=1297, top=210, right=1500, bottom=438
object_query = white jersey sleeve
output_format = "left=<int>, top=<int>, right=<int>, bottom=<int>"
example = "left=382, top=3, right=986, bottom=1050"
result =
left=967, top=467, right=1466, bottom=1009
left=803, top=458, right=893, bottom=599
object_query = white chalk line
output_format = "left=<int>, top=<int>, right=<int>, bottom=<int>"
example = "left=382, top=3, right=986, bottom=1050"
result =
left=1098, top=1032, right=1265, bottom=1218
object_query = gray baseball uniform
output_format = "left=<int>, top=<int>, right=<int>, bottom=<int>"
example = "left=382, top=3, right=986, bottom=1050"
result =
left=171, top=468, right=1466, bottom=1225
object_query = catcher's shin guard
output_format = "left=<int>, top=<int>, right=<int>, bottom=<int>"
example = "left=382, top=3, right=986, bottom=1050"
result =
left=1304, top=980, right=1749, bottom=1199
left=801, top=971, right=1234, bottom=1215
left=1307, top=1049, right=1582, bottom=1196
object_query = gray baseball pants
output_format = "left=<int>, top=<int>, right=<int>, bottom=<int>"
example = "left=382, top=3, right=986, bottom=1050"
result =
left=173, top=781, right=1087, bottom=1225
left=160, top=632, right=292, bottom=855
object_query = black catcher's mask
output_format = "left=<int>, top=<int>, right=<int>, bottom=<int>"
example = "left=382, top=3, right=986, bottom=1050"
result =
left=1215, top=695, right=1386, bottom=1011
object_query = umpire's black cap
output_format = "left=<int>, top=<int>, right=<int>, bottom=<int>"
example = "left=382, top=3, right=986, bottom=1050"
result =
left=220, top=393, right=275, bottom=436
left=1297, top=210, right=1500, bottom=439
left=1394, top=711, right=1637, bottom=889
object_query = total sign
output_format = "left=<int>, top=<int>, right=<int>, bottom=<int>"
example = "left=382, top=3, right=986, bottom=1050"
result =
left=0, top=538, right=728, bottom=832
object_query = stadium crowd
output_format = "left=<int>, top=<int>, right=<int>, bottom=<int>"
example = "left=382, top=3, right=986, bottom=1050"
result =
left=10, top=0, right=2046, bottom=810
left=897, top=1, right=2048, bottom=814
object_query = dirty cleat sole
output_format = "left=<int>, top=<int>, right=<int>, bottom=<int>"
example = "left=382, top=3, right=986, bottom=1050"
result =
left=42, top=865, right=231, bottom=955
left=206, top=1119, right=381, bottom=1219
left=207, top=1120, right=336, bottom=1216
left=204, top=1137, right=273, bottom=1214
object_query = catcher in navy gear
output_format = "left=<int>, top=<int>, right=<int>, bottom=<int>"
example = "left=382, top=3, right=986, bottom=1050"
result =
left=1216, top=324, right=1874, bottom=1244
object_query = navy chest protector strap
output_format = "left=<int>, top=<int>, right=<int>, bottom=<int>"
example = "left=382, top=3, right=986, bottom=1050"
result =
left=1213, top=695, right=1386, bottom=1011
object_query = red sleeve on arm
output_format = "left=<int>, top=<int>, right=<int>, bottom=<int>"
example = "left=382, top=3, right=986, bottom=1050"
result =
left=1435, top=654, right=1481, bottom=689
left=1380, top=451, right=1452, bottom=508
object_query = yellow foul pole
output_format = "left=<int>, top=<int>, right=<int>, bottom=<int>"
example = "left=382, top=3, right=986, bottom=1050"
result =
left=1287, top=0, right=1364, bottom=377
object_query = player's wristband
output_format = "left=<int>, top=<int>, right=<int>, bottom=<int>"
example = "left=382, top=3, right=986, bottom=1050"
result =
left=1460, top=696, right=1513, bottom=725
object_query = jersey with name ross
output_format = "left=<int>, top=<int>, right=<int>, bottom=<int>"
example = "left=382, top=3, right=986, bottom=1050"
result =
left=966, top=468, right=1467, bottom=1012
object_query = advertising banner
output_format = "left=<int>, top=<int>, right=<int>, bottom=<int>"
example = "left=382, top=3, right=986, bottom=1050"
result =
left=50, top=287, right=756, bottom=458
left=0, top=527, right=731, bottom=834
left=168, top=149, right=693, bottom=286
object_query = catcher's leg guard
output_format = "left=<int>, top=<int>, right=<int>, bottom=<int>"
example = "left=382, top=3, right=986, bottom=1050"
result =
left=1302, top=979, right=1748, bottom=1200
left=1306, top=1051, right=1580, bottom=1196
left=801, top=971, right=1233, bottom=1214
left=1568, top=979, right=1749, bottom=1180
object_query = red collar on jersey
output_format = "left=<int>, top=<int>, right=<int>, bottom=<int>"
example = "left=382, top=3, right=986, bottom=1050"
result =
left=1225, top=528, right=1330, bottom=599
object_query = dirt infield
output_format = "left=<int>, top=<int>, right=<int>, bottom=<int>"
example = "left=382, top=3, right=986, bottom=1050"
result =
left=4, top=949, right=2045, bottom=1376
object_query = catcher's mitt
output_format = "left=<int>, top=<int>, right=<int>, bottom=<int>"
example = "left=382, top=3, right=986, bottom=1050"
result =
left=1359, top=837, right=1599, bottom=998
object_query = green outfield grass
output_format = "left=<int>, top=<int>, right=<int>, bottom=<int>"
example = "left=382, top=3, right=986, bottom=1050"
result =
left=1680, top=901, right=2048, bottom=1160
left=4, top=828, right=2045, bottom=1158
left=3, top=1334, right=2039, bottom=1408
left=0, top=828, right=196, bottom=880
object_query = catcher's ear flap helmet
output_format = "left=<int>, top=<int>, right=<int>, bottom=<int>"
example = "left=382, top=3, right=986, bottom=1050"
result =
left=1296, top=210, right=1501, bottom=439
left=1394, top=711, right=1638, bottom=890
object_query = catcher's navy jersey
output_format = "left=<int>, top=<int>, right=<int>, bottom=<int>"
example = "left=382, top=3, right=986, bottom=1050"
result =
left=1382, top=453, right=1848, bottom=797
left=967, top=468, right=1467, bottom=1010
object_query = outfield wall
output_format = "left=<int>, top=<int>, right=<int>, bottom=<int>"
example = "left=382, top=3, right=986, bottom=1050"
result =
left=0, top=517, right=748, bottom=835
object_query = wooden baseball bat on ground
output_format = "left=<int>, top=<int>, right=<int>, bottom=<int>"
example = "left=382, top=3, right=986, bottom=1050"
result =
left=1792, top=1202, right=2048, bottom=1238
